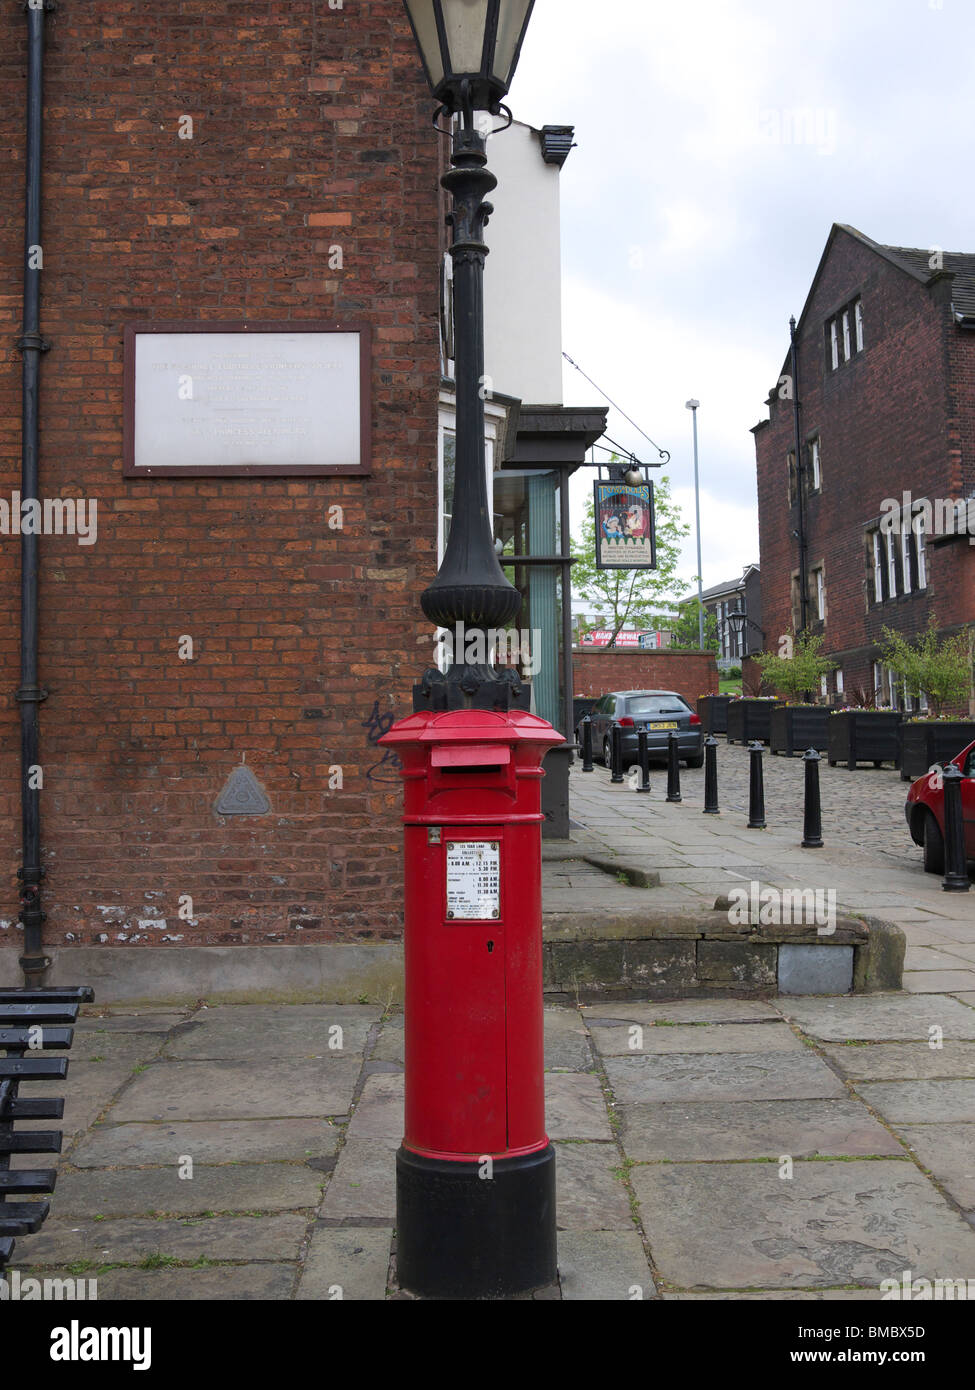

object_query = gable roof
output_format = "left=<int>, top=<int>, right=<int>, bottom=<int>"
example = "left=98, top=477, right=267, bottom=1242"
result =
left=796, top=224, right=975, bottom=332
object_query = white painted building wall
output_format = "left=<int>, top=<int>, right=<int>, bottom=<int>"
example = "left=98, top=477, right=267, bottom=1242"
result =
left=482, top=119, right=564, bottom=406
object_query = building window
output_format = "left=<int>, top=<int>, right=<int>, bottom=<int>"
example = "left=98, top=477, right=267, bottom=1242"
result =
left=809, top=437, right=822, bottom=492
left=820, top=674, right=828, bottom=699
left=872, top=531, right=884, bottom=602
left=836, top=668, right=844, bottom=695
left=901, top=523, right=912, bottom=595
left=813, top=567, right=826, bottom=621
left=887, top=531, right=898, bottom=598
left=873, top=660, right=883, bottom=702
left=915, top=517, right=928, bottom=589
left=826, top=297, right=864, bottom=371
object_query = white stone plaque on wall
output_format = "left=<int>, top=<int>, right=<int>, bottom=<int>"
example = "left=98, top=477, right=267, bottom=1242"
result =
left=124, top=322, right=370, bottom=476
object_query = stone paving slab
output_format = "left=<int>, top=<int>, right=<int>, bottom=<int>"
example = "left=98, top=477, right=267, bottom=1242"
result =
left=592, top=1022, right=803, bottom=1056
left=556, top=1231, right=654, bottom=1301
left=621, top=1099, right=902, bottom=1162
left=631, top=1161, right=975, bottom=1289
left=347, top=1073, right=404, bottom=1141
left=855, top=1080, right=975, bottom=1124
left=15, top=1214, right=308, bottom=1268
left=779, top=994, right=975, bottom=1041
left=904, top=970, right=975, bottom=994
left=319, top=1137, right=397, bottom=1222
left=583, top=999, right=782, bottom=1025
left=77, top=1012, right=189, bottom=1032
left=19, top=1063, right=141, bottom=1139
left=110, top=1058, right=362, bottom=1122
left=544, top=1007, right=594, bottom=1070
left=72, top=1117, right=341, bottom=1168
left=663, top=1289, right=886, bottom=1300
left=165, top=1004, right=381, bottom=1060
left=896, top=1125, right=975, bottom=1210
left=50, top=1163, right=326, bottom=1219
left=297, top=1228, right=392, bottom=1300
left=52, top=1032, right=169, bottom=1064
left=370, top=1015, right=404, bottom=1063
left=604, top=1051, right=845, bottom=1104
left=92, top=1265, right=297, bottom=1300
left=553, top=1141, right=632, bottom=1230
left=544, top=1073, right=613, bottom=1140
left=819, top=1041, right=975, bottom=1081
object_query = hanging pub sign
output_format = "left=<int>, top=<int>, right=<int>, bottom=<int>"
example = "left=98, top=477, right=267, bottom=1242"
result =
left=593, top=481, right=656, bottom=571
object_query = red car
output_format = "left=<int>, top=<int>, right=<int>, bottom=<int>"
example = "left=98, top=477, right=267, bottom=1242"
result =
left=905, top=739, right=975, bottom=874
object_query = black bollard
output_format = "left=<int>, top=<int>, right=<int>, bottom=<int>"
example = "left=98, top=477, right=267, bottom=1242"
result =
left=611, top=724, right=624, bottom=784
left=942, top=762, right=971, bottom=892
left=703, top=735, right=720, bottom=814
left=801, top=747, right=824, bottom=848
left=667, top=730, right=682, bottom=803
left=637, top=729, right=651, bottom=793
left=581, top=715, right=594, bottom=773
left=747, top=740, right=766, bottom=829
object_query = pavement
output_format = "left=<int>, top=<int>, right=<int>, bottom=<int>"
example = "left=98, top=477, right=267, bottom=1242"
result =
left=6, top=742, right=975, bottom=1301
left=555, top=743, right=975, bottom=997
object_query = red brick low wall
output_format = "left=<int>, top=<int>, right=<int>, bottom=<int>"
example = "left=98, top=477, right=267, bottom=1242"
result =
left=572, top=650, right=719, bottom=704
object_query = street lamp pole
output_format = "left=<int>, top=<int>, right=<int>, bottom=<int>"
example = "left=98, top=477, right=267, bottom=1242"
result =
left=686, top=399, right=704, bottom=650
left=387, top=0, right=562, bottom=1302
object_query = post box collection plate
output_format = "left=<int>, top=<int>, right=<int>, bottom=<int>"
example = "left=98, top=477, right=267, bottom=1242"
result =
left=445, top=840, right=500, bottom=920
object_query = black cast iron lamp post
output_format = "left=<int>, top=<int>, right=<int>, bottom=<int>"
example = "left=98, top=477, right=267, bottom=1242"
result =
left=404, top=0, right=534, bottom=696
left=386, top=0, right=561, bottom=1304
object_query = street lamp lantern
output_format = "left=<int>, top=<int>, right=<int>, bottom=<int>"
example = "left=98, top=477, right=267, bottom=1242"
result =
left=403, top=0, right=535, bottom=117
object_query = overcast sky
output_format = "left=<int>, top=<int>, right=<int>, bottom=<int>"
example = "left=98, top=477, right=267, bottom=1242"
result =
left=506, top=0, right=975, bottom=596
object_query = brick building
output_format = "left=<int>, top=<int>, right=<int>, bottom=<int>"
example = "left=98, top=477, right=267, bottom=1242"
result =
left=0, top=2, right=445, bottom=985
left=752, top=224, right=975, bottom=708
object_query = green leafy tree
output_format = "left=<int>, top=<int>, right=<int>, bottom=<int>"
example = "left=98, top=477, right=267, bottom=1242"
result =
left=571, top=472, right=690, bottom=646
left=671, top=598, right=719, bottom=653
left=881, top=620, right=974, bottom=717
left=754, top=630, right=836, bottom=703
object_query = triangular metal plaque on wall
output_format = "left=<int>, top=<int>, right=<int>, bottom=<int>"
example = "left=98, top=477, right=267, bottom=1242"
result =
left=215, top=765, right=271, bottom=817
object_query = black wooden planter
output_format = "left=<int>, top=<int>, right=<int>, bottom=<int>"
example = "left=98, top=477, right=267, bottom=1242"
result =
left=770, top=704, right=830, bottom=757
left=697, top=694, right=732, bottom=735
left=898, top=721, right=975, bottom=782
left=726, top=699, right=776, bottom=745
left=827, top=711, right=902, bottom=770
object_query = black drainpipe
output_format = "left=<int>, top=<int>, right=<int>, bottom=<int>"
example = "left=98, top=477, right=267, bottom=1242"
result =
left=15, top=0, right=52, bottom=986
left=789, top=315, right=809, bottom=636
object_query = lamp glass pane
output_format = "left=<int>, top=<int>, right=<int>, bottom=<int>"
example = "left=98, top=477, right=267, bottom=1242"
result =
left=493, top=0, right=533, bottom=84
left=441, top=0, right=491, bottom=76
left=404, top=0, right=445, bottom=87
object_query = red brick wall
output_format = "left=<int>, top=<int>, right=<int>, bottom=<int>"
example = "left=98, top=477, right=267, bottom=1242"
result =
left=0, top=2, right=442, bottom=949
left=754, top=227, right=975, bottom=697
left=572, top=650, right=719, bottom=705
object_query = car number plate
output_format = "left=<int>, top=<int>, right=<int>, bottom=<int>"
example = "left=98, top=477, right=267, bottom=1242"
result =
left=648, top=721, right=679, bottom=731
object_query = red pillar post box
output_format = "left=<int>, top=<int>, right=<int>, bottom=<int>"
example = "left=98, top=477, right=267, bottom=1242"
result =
left=380, top=706, right=563, bottom=1299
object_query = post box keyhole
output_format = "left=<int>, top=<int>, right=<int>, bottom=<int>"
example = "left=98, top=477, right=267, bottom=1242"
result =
left=487, top=940, right=494, bottom=953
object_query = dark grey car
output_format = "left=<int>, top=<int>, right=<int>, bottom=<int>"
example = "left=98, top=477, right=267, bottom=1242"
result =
left=579, top=690, right=704, bottom=768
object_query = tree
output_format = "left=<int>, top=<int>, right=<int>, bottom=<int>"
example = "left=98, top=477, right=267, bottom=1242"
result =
left=754, top=630, right=836, bottom=703
left=571, top=472, right=690, bottom=646
left=880, top=620, right=974, bottom=716
left=671, top=598, right=719, bottom=653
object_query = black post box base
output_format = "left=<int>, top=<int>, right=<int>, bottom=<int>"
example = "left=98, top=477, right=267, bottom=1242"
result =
left=395, top=1142, right=557, bottom=1299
